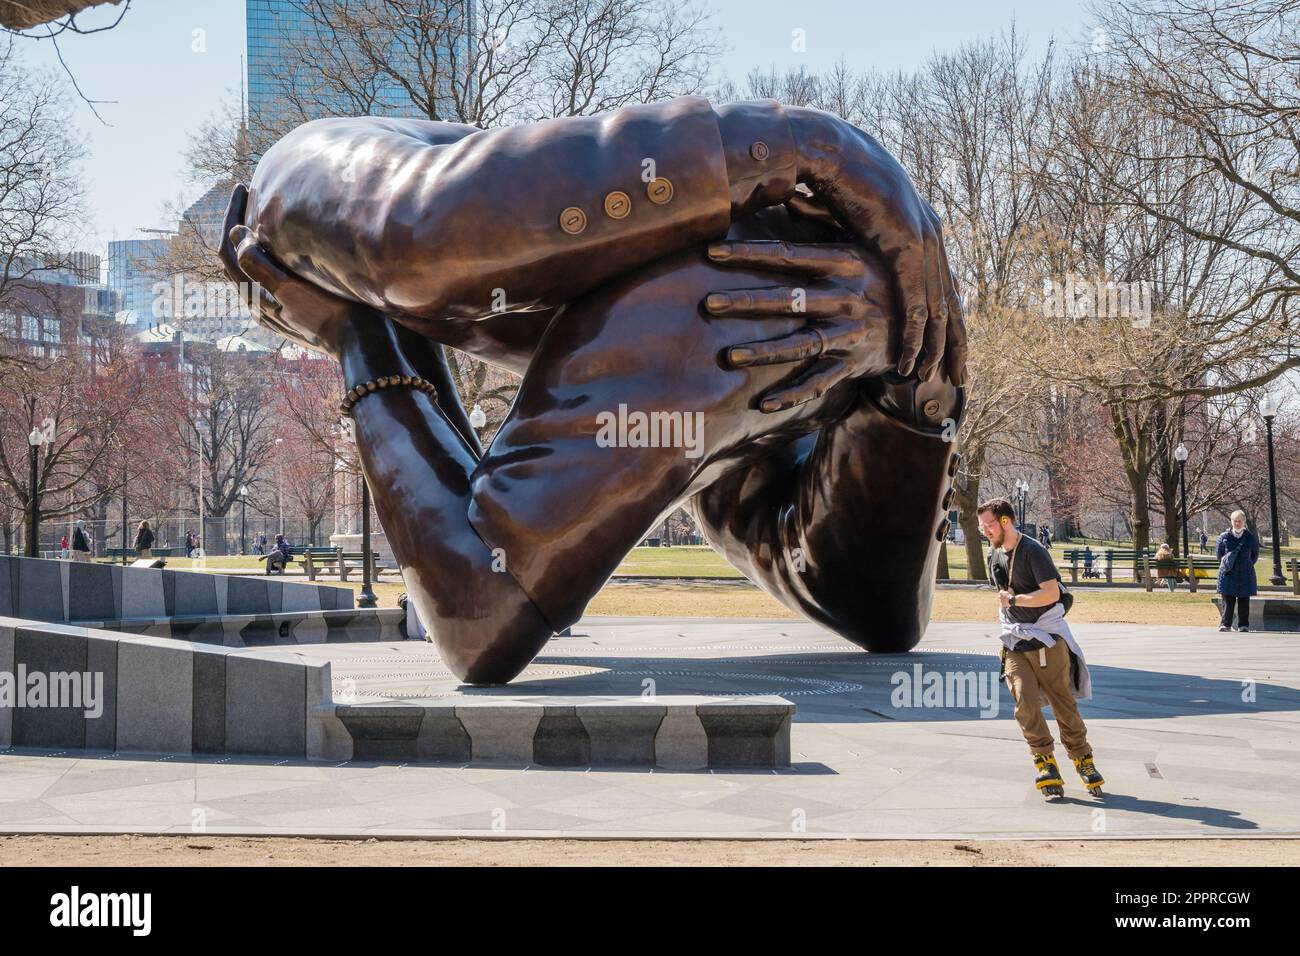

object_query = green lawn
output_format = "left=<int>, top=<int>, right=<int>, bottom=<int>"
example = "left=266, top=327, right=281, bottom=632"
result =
left=86, top=539, right=1300, bottom=589
left=614, top=546, right=744, bottom=577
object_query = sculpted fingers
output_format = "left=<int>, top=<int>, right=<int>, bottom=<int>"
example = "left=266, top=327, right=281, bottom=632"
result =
left=918, top=225, right=948, bottom=382
left=707, top=240, right=866, bottom=278
left=232, top=225, right=292, bottom=294
left=945, top=280, right=969, bottom=388
left=703, top=286, right=857, bottom=320
left=757, top=358, right=854, bottom=414
left=725, top=328, right=827, bottom=368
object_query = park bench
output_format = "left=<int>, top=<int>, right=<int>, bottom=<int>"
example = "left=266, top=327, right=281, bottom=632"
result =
left=294, top=546, right=383, bottom=582
left=283, top=546, right=338, bottom=578
left=1061, top=548, right=1135, bottom=583
left=1152, top=554, right=1219, bottom=592
left=1286, top=559, right=1300, bottom=595
left=1063, top=547, right=1219, bottom=590
left=1062, top=547, right=1152, bottom=585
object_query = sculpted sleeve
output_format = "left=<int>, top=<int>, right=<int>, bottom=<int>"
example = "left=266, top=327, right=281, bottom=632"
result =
left=245, top=97, right=795, bottom=328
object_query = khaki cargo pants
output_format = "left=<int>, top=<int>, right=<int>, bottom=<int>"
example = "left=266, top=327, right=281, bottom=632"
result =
left=1003, top=639, right=1091, bottom=760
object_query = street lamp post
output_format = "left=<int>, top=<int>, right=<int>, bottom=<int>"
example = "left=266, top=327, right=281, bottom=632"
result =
left=337, top=419, right=377, bottom=608
left=239, top=484, right=248, bottom=556
left=1174, top=442, right=1190, bottom=560
left=275, top=437, right=284, bottom=534
left=358, top=475, right=377, bottom=608
left=194, top=419, right=208, bottom=557
left=26, top=427, right=45, bottom=557
left=1260, top=396, right=1286, bottom=586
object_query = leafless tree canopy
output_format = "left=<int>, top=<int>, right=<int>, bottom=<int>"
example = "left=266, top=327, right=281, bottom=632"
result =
left=0, top=38, right=84, bottom=356
left=259, top=0, right=721, bottom=134
left=0, top=0, right=123, bottom=31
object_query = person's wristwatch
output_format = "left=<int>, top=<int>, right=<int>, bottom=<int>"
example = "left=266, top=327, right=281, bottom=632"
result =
left=1008, top=594, right=1017, bottom=607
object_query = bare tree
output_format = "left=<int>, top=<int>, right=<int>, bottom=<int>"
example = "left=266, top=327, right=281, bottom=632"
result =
left=269, top=0, right=720, bottom=130
left=1027, top=54, right=1282, bottom=552
left=0, top=328, right=178, bottom=537
left=0, top=38, right=84, bottom=369
left=1084, top=0, right=1300, bottom=397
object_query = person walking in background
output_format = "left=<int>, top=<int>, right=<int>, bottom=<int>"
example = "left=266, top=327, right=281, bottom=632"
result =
left=1199, top=529, right=1209, bottom=554
left=1217, top=511, right=1259, bottom=632
left=134, top=520, right=155, bottom=559
left=59, top=533, right=68, bottom=559
left=1154, top=542, right=1179, bottom=592
left=185, top=531, right=196, bottom=558
left=71, top=520, right=92, bottom=563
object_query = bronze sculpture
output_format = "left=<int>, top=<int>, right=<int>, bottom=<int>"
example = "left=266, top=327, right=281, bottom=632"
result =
left=220, top=97, right=967, bottom=684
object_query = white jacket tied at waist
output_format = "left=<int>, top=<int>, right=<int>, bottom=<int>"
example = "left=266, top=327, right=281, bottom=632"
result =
left=998, top=602, right=1092, bottom=701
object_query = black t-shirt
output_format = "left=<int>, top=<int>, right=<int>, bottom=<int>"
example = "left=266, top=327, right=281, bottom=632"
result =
left=989, top=534, right=1063, bottom=623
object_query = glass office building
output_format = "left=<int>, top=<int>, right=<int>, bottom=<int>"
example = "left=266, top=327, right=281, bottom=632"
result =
left=246, top=0, right=469, bottom=138
left=108, top=237, right=172, bottom=324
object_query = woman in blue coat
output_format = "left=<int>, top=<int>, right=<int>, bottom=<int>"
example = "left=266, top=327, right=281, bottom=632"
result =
left=1217, top=510, right=1260, bottom=631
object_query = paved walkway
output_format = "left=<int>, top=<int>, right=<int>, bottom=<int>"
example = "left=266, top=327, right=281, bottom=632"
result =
left=1, top=618, right=1297, bottom=838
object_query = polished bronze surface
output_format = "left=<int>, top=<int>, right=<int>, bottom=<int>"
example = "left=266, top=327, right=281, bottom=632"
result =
left=221, top=96, right=969, bottom=684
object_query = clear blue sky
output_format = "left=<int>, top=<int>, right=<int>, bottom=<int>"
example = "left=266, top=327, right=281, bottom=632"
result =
left=17, top=0, right=1092, bottom=253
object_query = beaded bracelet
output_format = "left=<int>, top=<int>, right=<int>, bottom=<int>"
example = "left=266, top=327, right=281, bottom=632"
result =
left=339, top=375, right=438, bottom=416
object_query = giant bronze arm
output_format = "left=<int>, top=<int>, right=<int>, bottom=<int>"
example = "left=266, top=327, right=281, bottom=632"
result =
left=237, top=97, right=965, bottom=385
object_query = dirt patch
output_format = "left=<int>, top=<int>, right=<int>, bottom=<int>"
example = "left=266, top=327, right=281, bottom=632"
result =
left=0, top=835, right=1293, bottom=867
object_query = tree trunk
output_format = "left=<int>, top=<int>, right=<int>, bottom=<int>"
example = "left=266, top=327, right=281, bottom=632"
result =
left=1126, top=469, right=1151, bottom=553
left=950, top=450, right=987, bottom=582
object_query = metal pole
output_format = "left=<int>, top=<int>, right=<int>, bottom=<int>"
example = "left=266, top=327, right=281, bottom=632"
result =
left=197, top=443, right=204, bottom=556
left=121, top=488, right=128, bottom=565
left=1265, top=416, right=1286, bottom=586
left=1178, top=459, right=1189, bottom=560
left=240, top=494, right=247, bottom=556
left=27, top=442, right=39, bottom=558
left=358, top=475, right=377, bottom=608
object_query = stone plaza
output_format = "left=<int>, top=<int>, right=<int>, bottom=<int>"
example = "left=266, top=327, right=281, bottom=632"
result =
left=1, top=614, right=1296, bottom=839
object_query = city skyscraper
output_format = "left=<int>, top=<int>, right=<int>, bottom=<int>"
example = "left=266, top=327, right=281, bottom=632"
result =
left=246, top=0, right=463, bottom=140
left=107, top=236, right=172, bottom=324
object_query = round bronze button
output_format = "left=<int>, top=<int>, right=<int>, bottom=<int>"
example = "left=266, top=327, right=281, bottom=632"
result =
left=646, top=177, right=674, bottom=204
left=559, top=206, right=587, bottom=235
left=923, top=399, right=942, bottom=418
left=750, top=141, right=770, bottom=161
left=603, top=191, right=631, bottom=219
